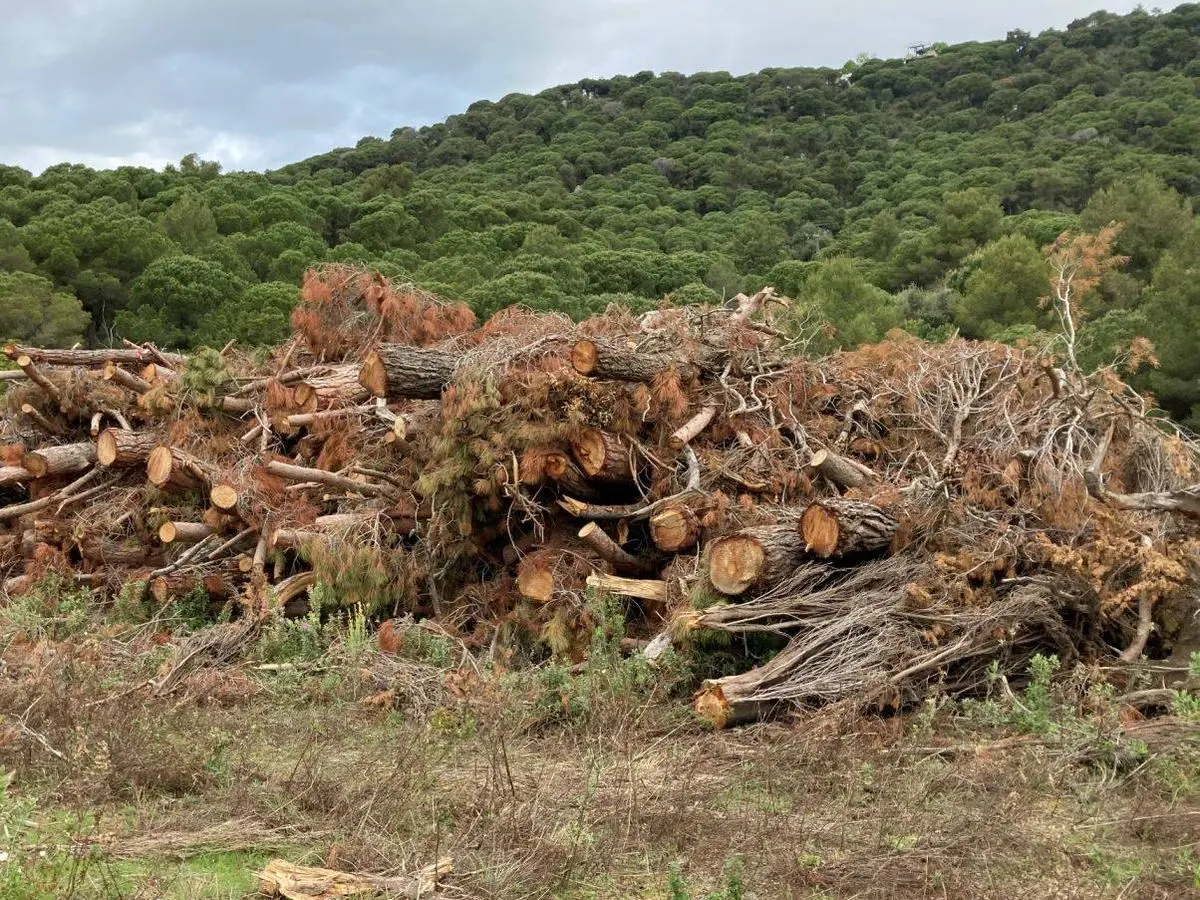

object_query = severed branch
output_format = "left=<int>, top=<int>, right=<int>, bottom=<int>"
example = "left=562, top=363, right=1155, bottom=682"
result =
left=263, top=460, right=395, bottom=498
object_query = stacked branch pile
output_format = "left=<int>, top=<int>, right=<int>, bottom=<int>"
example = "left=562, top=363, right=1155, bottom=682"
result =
left=2, top=265, right=1198, bottom=726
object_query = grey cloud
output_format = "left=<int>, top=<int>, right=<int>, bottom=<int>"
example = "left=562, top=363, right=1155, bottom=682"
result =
left=1, top=0, right=1142, bottom=173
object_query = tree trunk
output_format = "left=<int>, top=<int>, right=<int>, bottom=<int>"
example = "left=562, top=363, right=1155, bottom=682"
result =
left=294, top=364, right=369, bottom=406
left=649, top=502, right=700, bottom=552
left=569, top=338, right=725, bottom=382
left=22, top=442, right=97, bottom=478
left=102, top=362, right=151, bottom=395
left=569, top=429, right=637, bottom=483
left=15, top=356, right=63, bottom=409
left=694, top=678, right=777, bottom=729
left=808, top=448, right=875, bottom=490
left=577, top=522, right=653, bottom=575
left=358, top=345, right=457, bottom=399
left=0, top=466, right=31, bottom=486
left=97, top=429, right=157, bottom=468
left=707, top=521, right=806, bottom=596
left=4, top=344, right=185, bottom=367
left=158, top=521, right=216, bottom=545
left=147, top=446, right=216, bottom=493
left=18, top=404, right=69, bottom=437
left=799, top=499, right=898, bottom=559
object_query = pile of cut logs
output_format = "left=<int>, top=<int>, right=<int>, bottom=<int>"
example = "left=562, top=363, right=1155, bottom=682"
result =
left=2, top=265, right=1198, bottom=725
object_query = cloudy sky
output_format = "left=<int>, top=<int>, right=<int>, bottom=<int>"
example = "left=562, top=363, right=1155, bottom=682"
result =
left=1, top=0, right=1141, bottom=174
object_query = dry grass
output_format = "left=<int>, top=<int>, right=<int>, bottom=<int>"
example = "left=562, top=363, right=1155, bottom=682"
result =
left=0, top=619, right=1198, bottom=899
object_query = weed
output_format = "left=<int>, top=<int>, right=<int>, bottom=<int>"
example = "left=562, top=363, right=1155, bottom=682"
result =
left=0, top=573, right=92, bottom=641
left=111, top=579, right=151, bottom=624
left=169, top=586, right=211, bottom=632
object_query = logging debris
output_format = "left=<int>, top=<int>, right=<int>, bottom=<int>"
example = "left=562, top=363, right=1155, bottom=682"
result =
left=3, top=264, right=1199, bottom=727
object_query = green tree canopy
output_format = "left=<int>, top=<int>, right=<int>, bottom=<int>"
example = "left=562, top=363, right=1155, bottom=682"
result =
left=0, top=271, right=90, bottom=346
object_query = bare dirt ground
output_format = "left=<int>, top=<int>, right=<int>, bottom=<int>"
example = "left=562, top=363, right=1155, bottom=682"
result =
left=1, top=604, right=1198, bottom=900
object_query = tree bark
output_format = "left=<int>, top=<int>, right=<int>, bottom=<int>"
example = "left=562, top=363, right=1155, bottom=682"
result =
left=577, top=522, right=654, bottom=575
left=294, top=363, right=369, bottom=406
left=16, top=355, right=66, bottom=411
left=256, top=857, right=452, bottom=900
left=669, top=404, right=717, bottom=450
left=570, top=429, right=637, bottom=483
left=649, top=502, right=700, bottom=552
left=18, top=404, right=69, bottom=437
left=585, top=572, right=669, bottom=603
left=22, top=442, right=97, bottom=478
left=147, top=446, right=217, bottom=493
left=102, top=362, right=151, bottom=395
left=808, top=448, right=876, bottom=490
left=569, top=338, right=725, bottom=382
left=263, top=459, right=394, bottom=498
left=97, top=429, right=157, bottom=468
left=4, top=344, right=185, bottom=367
left=0, top=466, right=32, bottom=486
left=800, top=499, right=898, bottom=559
left=358, top=345, right=457, bottom=399
left=707, top=521, right=806, bottom=596
left=158, top=521, right=217, bottom=545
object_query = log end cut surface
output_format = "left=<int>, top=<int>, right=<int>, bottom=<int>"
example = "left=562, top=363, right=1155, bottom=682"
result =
left=210, top=484, right=239, bottom=511
left=571, top=429, right=608, bottom=478
left=800, top=504, right=839, bottom=558
left=96, top=429, right=118, bottom=467
left=358, top=350, right=388, bottom=397
left=708, top=535, right=766, bottom=596
left=146, top=446, right=173, bottom=486
left=649, top=507, right=699, bottom=552
left=570, top=339, right=599, bottom=376
left=693, top=685, right=732, bottom=729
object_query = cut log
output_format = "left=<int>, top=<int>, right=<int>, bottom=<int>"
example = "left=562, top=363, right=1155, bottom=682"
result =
left=649, top=503, right=700, bottom=552
left=297, top=364, right=369, bottom=404
left=570, top=429, right=637, bottom=483
left=158, top=521, right=216, bottom=545
left=270, top=511, right=415, bottom=551
left=577, top=522, right=653, bottom=575
left=22, top=442, right=97, bottom=478
left=694, top=680, right=776, bottom=729
left=209, top=484, right=241, bottom=512
left=97, top=429, right=156, bottom=468
left=799, top=499, right=898, bottom=559
left=0, top=468, right=103, bottom=522
left=358, top=345, right=457, bottom=399
left=544, top=451, right=603, bottom=499
left=516, top=555, right=554, bottom=603
left=808, top=448, right=876, bottom=490
left=19, top=404, right=69, bottom=437
left=102, top=362, right=151, bottom=395
left=147, top=446, right=217, bottom=493
left=15, top=355, right=63, bottom=409
left=4, top=344, right=185, bottom=367
left=669, top=404, right=718, bottom=450
left=256, top=857, right=452, bottom=900
left=707, top=521, right=806, bottom=596
left=570, top=338, right=725, bottom=382
left=262, top=460, right=394, bottom=498
left=140, top=363, right=177, bottom=384
left=585, top=573, right=669, bottom=603
left=0, top=466, right=32, bottom=486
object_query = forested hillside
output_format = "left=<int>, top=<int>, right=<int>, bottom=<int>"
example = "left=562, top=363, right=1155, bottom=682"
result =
left=1, top=5, right=1199, bottom=419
